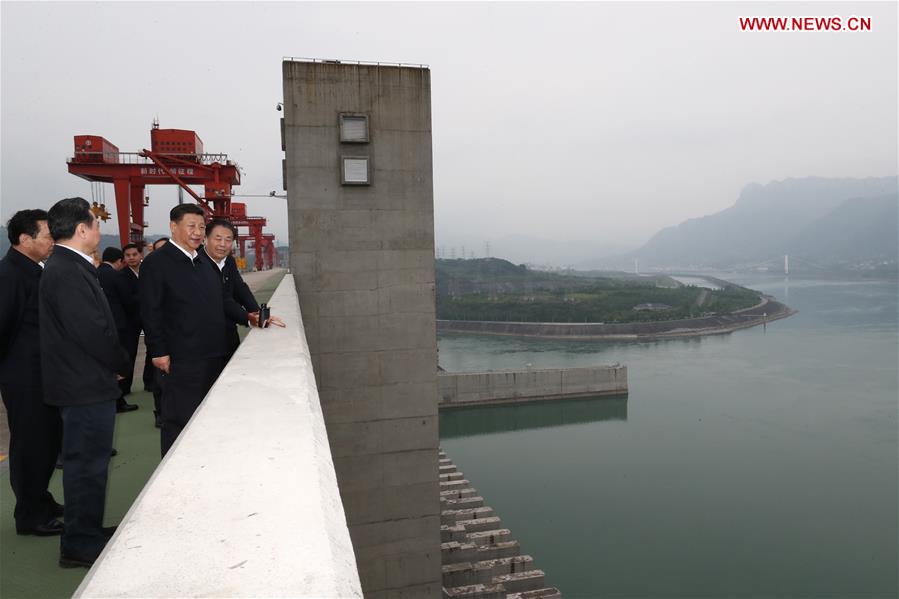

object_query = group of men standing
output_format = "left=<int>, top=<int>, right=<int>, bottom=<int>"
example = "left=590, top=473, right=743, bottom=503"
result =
left=0, top=198, right=282, bottom=568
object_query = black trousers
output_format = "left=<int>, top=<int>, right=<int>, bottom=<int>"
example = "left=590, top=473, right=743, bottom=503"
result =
left=159, top=356, right=226, bottom=457
left=0, top=383, right=62, bottom=531
left=117, top=327, right=140, bottom=398
left=59, top=400, right=115, bottom=559
left=141, top=336, right=155, bottom=391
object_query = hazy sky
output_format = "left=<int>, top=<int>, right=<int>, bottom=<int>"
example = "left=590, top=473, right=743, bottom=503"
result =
left=2, top=1, right=896, bottom=253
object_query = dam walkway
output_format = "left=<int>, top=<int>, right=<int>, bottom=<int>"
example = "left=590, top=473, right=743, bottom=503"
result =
left=0, top=270, right=343, bottom=598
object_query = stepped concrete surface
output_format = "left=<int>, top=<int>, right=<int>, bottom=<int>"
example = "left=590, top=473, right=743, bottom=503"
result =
left=439, top=450, right=561, bottom=598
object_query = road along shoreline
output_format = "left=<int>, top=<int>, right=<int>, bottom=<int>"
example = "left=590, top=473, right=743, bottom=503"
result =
left=437, top=296, right=797, bottom=341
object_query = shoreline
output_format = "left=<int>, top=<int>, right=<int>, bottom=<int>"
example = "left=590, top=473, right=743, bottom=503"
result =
left=437, top=293, right=798, bottom=341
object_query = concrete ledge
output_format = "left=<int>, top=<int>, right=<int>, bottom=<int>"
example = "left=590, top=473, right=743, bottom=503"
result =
left=75, top=277, right=362, bottom=598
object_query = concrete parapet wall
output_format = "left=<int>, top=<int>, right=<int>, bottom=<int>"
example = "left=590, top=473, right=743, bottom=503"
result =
left=438, top=366, right=627, bottom=408
left=74, top=277, right=362, bottom=598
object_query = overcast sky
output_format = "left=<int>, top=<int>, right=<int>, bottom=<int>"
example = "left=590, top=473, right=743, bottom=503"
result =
left=1, top=1, right=896, bottom=256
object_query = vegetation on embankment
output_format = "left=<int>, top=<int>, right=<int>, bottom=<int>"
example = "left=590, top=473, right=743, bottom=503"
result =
left=435, top=258, right=761, bottom=323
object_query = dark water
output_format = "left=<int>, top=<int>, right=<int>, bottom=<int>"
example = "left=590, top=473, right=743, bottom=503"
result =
left=438, top=276, right=898, bottom=598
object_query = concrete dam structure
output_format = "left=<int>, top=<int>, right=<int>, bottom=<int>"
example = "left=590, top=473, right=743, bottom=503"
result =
left=438, top=366, right=627, bottom=408
left=439, top=450, right=560, bottom=598
left=283, top=58, right=443, bottom=596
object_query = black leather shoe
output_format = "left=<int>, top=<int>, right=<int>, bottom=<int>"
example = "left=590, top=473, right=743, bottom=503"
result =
left=51, top=501, right=64, bottom=518
left=116, top=399, right=139, bottom=413
left=17, top=518, right=64, bottom=536
left=59, top=549, right=97, bottom=568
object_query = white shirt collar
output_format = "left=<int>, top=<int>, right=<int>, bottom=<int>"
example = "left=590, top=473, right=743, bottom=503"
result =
left=204, top=248, right=226, bottom=271
left=170, top=239, right=198, bottom=260
left=129, top=266, right=139, bottom=277
left=56, top=243, right=95, bottom=265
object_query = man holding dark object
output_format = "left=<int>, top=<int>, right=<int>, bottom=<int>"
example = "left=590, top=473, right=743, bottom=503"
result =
left=97, top=246, right=138, bottom=413
left=0, top=209, right=64, bottom=537
left=141, top=205, right=240, bottom=455
left=202, top=219, right=285, bottom=359
left=40, top=197, right=129, bottom=568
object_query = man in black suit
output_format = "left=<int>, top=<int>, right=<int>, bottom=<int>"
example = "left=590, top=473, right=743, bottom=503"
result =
left=97, top=247, right=137, bottom=413
left=40, top=197, right=129, bottom=568
left=141, top=205, right=246, bottom=456
left=201, top=219, right=285, bottom=360
left=141, top=237, right=168, bottom=394
left=0, top=209, right=64, bottom=537
left=117, top=243, right=142, bottom=408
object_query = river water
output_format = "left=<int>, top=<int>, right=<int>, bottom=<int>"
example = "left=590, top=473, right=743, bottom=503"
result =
left=438, top=275, right=898, bottom=598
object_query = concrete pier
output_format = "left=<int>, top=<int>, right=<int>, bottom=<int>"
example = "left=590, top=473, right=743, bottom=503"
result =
left=438, top=365, right=627, bottom=408
left=439, top=450, right=561, bottom=598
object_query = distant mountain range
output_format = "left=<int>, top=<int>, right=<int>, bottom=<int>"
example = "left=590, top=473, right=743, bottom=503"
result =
left=620, top=176, right=898, bottom=270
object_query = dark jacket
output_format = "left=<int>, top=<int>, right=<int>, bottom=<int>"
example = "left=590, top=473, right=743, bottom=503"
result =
left=224, top=254, right=259, bottom=321
left=97, top=263, right=129, bottom=332
left=0, top=248, right=43, bottom=385
left=117, top=267, right=141, bottom=333
left=201, top=251, right=260, bottom=355
left=39, top=245, right=128, bottom=406
left=140, top=241, right=235, bottom=362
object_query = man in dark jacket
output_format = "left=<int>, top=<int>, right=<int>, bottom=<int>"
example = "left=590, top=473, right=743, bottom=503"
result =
left=0, top=209, right=63, bottom=536
left=141, top=237, right=168, bottom=426
left=140, top=205, right=245, bottom=456
left=97, top=247, right=137, bottom=413
left=202, top=220, right=260, bottom=358
left=201, top=219, right=284, bottom=359
left=40, top=197, right=129, bottom=568
left=117, top=243, right=142, bottom=403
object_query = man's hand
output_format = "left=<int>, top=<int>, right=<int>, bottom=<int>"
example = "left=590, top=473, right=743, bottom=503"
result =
left=247, top=311, right=261, bottom=327
left=152, top=355, right=171, bottom=374
left=268, top=315, right=286, bottom=328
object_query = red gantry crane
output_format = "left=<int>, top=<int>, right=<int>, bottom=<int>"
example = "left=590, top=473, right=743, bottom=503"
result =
left=67, top=121, right=276, bottom=270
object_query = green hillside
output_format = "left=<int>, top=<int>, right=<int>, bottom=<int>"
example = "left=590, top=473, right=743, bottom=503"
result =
left=436, top=258, right=759, bottom=323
